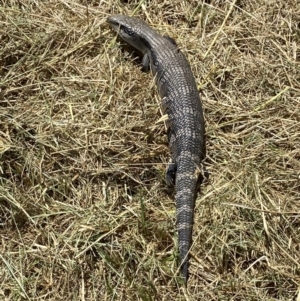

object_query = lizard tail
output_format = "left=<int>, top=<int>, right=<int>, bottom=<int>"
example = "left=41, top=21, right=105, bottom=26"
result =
left=175, top=167, right=199, bottom=284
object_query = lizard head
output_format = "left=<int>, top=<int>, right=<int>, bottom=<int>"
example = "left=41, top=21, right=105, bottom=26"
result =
left=107, top=15, right=152, bottom=54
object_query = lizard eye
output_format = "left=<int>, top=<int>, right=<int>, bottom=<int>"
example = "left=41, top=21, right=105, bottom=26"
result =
left=121, top=26, right=134, bottom=36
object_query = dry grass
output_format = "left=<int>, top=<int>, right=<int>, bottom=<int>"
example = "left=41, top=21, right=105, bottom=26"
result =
left=0, top=0, right=299, bottom=300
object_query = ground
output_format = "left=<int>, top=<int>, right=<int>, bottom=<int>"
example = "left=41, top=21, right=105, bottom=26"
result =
left=0, top=0, right=299, bottom=300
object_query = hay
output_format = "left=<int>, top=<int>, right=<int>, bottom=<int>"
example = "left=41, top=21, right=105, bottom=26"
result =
left=0, top=0, right=299, bottom=299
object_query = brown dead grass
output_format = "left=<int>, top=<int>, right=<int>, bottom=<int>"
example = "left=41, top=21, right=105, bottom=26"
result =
left=0, top=0, right=299, bottom=300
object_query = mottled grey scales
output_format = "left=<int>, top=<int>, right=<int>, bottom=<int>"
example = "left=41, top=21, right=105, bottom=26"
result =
left=107, top=15, right=206, bottom=284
